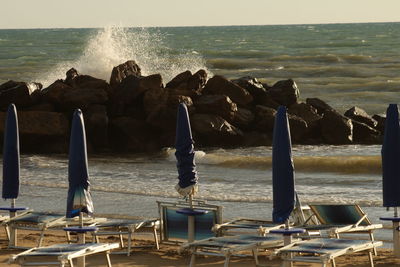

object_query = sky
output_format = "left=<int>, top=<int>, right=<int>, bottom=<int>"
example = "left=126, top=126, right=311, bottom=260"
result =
left=1, top=0, right=400, bottom=29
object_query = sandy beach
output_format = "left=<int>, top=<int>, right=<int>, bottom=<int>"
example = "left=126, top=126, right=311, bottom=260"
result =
left=1, top=227, right=400, bottom=267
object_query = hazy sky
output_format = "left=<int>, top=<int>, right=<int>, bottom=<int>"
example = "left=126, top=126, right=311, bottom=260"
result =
left=1, top=0, right=400, bottom=29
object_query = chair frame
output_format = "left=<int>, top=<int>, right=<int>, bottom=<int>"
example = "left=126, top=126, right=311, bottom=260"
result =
left=157, top=200, right=222, bottom=244
left=212, top=218, right=284, bottom=236
left=10, top=242, right=120, bottom=267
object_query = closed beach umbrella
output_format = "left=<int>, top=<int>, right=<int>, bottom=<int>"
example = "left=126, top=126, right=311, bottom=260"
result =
left=2, top=104, right=20, bottom=200
left=66, top=109, right=93, bottom=219
left=381, top=104, right=400, bottom=208
left=272, top=106, right=295, bottom=224
left=175, top=103, right=198, bottom=197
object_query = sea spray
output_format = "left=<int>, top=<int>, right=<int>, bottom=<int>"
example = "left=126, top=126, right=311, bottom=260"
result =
left=37, top=26, right=210, bottom=86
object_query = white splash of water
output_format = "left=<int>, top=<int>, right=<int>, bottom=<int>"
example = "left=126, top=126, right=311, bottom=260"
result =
left=38, top=26, right=210, bottom=87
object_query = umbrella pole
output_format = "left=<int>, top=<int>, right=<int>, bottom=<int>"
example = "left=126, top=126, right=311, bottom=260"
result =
left=393, top=207, right=400, bottom=258
left=77, top=211, right=85, bottom=267
left=9, top=199, right=17, bottom=247
left=188, top=194, right=195, bottom=243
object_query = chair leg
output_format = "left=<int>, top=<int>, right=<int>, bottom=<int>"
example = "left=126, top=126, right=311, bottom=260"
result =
left=153, top=225, right=160, bottom=250
left=127, top=229, right=133, bottom=256
left=106, top=251, right=112, bottom=267
left=224, top=254, right=231, bottom=267
left=331, top=258, right=336, bottom=267
left=369, top=231, right=377, bottom=256
left=38, top=228, right=46, bottom=247
left=368, top=250, right=374, bottom=267
left=252, top=248, right=259, bottom=266
left=189, top=253, right=196, bottom=267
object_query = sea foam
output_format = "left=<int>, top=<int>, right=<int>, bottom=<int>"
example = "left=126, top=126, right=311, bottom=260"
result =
left=37, top=26, right=210, bottom=87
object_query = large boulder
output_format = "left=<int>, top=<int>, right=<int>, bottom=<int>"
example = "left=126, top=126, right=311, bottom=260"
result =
left=194, top=94, right=237, bottom=122
left=166, top=70, right=192, bottom=89
left=320, top=110, right=353, bottom=144
left=253, top=105, right=276, bottom=132
left=109, top=60, right=141, bottom=89
left=242, top=131, right=272, bottom=146
left=191, top=113, right=243, bottom=146
left=0, top=111, right=69, bottom=153
left=187, top=69, right=207, bottom=91
left=232, top=107, right=255, bottom=130
left=288, top=114, right=308, bottom=143
left=166, top=70, right=207, bottom=92
left=0, top=80, right=42, bottom=110
left=108, top=116, right=159, bottom=152
left=372, top=114, right=385, bottom=134
left=351, top=120, right=381, bottom=144
left=306, top=98, right=334, bottom=116
left=202, top=75, right=253, bottom=106
left=232, top=76, right=268, bottom=105
left=268, top=79, right=299, bottom=107
left=110, top=74, right=163, bottom=116
left=84, top=104, right=109, bottom=151
left=288, top=102, right=322, bottom=129
left=344, top=106, right=377, bottom=128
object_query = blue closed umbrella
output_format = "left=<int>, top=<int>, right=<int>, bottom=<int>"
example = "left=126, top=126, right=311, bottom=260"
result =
left=66, top=109, right=93, bottom=218
left=382, top=104, right=400, bottom=208
left=272, top=106, right=295, bottom=224
left=2, top=104, right=20, bottom=200
left=175, top=103, right=198, bottom=197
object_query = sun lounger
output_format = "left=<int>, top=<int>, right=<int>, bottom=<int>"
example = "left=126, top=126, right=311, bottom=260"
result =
left=274, top=238, right=383, bottom=267
left=10, top=242, right=120, bottom=267
left=91, top=218, right=159, bottom=256
left=157, top=200, right=222, bottom=244
left=182, top=234, right=284, bottom=267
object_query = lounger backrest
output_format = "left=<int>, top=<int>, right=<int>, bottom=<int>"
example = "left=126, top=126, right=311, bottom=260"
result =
left=309, top=204, right=370, bottom=226
left=157, top=200, right=222, bottom=242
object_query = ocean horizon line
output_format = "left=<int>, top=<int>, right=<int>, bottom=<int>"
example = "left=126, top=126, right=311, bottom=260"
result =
left=1, top=20, right=400, bottom=31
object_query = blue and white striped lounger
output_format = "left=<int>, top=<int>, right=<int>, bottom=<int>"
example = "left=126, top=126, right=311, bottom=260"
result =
left=10, top=242, right=120, bottom=267
left=275, top=238, right=383, bottom=267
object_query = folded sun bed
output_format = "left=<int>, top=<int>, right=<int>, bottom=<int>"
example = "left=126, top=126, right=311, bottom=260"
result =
left=91, top=218, right=160, bottom=256
left=274, top=238, right=383, bottom=267
left=10, top=242, right=120, bottom=267
left=181, top=234, right=284, bottom=267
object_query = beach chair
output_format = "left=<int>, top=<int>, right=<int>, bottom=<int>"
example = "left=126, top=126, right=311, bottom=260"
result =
left=157, top=200, right=222, bottom=244
left=274, top=238, right=383, bottom=267
left=182, top=234, right=284, bottom=267
left=91, top=218, right=160, bottom=256
left=2, top=211, right=107, bottom=248
left=9, top=242, right=120, bottom=267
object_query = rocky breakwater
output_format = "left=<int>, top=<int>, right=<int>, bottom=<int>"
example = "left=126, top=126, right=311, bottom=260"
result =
left=0, top=60, right=385, bottom=153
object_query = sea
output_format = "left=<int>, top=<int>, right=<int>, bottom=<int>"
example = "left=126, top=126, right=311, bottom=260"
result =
left=0, top=23, right=399, bottom=243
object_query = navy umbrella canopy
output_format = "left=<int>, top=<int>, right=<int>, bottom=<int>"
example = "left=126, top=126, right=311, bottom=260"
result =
left=2, top=104, right=20, bottom=200
left=382, top=104, right=400, bottom=208
left=272, top=106, right=295, bottom=224
left=175, top=103, right=198, bottom=197
left=66, top=109, right=94, bottom=218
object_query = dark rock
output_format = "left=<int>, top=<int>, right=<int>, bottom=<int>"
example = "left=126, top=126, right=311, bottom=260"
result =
left=191, top=113, right=243, bottom=147
left=344, top=106, right=377, bottom=128
left=320, top=110, right=353, bottom=144
left=0, top=80, right=42, bottom=110
left=288, top=102, right=322, bottom=129
left=143, top=87, right=168, bottom=117
left=202, top=75, right=253, bottom=106
left=233, top=107, right=255, bottom=130
left=85, top=105, right=109, bottom=151
left=0, top=111, right=69, bottom=153
left=187, top=69, right=207, bottom=91
left=287, top=114, right=308, bottom=143
left=41, top=80, right=73, bottom=108
left=111, top=74, right=163, bottom=116
left=62, top=86, right=108, bottom=111
left=108, top=117, right=159, bottom=152
left=194, top=95, right=237, bottom=122
left=306, top=98, right=334, bottom=116
left=243, top=131, right=272, bottom=146
left=232, top=76, right=268, bottom=105
left=253, top=105, right=276, bottom=132
left=352, top=120, right=380, bottom=144
left=268, top=79, right=299, bottom=107
left=109, top=60, right=141, bottom=89
left=65, top=68, right=79, bottom=82
left=166, top=70, right=192, bottom=89
left=22, top=103, right=56, bottom=112
left=372, top=114, right=385, bottom=133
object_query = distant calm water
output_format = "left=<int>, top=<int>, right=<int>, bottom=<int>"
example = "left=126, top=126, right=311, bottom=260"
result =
left=0, top=24, right=397, bottom=242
